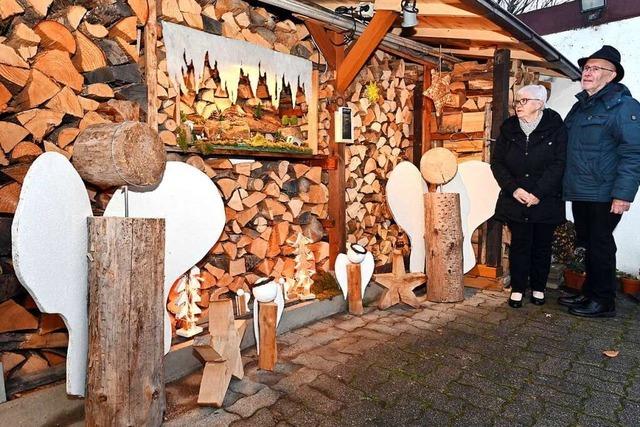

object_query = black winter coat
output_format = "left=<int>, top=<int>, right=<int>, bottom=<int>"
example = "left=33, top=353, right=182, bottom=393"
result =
left=491, top=109, right=567, bottom=224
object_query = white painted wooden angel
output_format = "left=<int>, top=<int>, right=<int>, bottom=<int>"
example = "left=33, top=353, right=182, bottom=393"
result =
left=252, top=277, right=284, bottom=354
left=335, top=244, right=375, bottom=299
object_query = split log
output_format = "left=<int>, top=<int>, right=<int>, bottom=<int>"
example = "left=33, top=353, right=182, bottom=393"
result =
left=424, top=193, right=464, bottom=303
left=81, top=22, right=109, bottom=39
left=72, top=121, right=166, bottom=188
left=65, top=5, right=88, bottom=29
left=0, top=0, right=24, bottom=21
left=6, top=23, right=41, bottom=61
left=11, top=141, right=43, bottom=160
left=72, top=31, right=107, bottom=72
left=0, top=121, right=29, bottom=152
left=85, top=217, right=166, bottom=427
left=0, top=64, right=30, bottom=87
left=128, top=0, right=149, bottom=24
left=13, top=69, right=61, bottom=110
left=16, top=109, right=64, bottom=141
left=45, top=87, right=83, bottom=118
left=258, top=301, right=277, bottom=371
left=0, top=299, right=38, bottom=333
left=0, top=44, right=29, bottom=68
left=33, top=50, right=84, bottom=92
left=34, top=21, right=76, bottom=54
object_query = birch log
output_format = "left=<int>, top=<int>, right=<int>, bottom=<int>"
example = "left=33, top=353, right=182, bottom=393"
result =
left=424, top=193, right=464, bottom=302
left=85, top=217, right=166, bottom=427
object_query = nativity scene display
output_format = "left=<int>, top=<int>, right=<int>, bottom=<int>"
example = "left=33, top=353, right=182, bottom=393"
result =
left=162, top=22, right=316, bottom=155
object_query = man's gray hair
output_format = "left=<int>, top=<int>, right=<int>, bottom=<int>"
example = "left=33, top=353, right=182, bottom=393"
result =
left=517, top=84, right=548, bottom=106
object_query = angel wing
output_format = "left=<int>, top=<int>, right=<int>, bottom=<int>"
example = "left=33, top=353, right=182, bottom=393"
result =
left=360, top=252, right=375, bottom=299
left=441, top=161, right=499, bottom=273
left=275, top=283, right=285, bottom=327
left=334, top=253, right=349, bottom=298
left=386, top=162, right=428, bottom=273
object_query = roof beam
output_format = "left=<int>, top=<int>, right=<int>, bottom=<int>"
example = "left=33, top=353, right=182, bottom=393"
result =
left=439, top=47, right=545, bottom=62
left=305, top=21, right=339, bottom=70
left=336, top=10, right=398, bottom=93
left=256, top=0, right=459, bottom=68
left=397, top=27, right=519, bottom=43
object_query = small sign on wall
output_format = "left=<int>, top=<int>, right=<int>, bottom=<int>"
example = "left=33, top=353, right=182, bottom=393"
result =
left=335, top=107, right=354, bottom=143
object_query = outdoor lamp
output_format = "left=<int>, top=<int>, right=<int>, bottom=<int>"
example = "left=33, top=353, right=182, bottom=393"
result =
left=580, top=0, right=606, bottom=21
left=401, top=0, right=418, bottom=28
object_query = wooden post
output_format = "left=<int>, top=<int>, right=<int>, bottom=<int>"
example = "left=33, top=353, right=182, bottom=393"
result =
left=85, top=217, right=165, bottom=427
left=145, top=0, right=158, bottom=130
left=485, top=49, right=511, bottom=269
left=346, top=263, right=363, bottom=315
left=424, top=193, right=464, bottom=303
left=412, top=65, right=433, bottom=167
left=258, top=302, right=277, bottom=371
left=327, top=31, right=346, bottom=269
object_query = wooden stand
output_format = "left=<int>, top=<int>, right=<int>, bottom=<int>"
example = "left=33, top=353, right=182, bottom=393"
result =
left=85, top=217, right=165, bottom=427
left=347, top=263, right=364, bottom=315
left=195, top=299, right=246, bottom=407
left=374, top=250, right=426, bottom=309
left=258, top=301, right=277, bottom=371
left=424, top=193, right=464, bottom=302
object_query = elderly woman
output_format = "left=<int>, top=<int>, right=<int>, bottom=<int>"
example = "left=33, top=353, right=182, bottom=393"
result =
left=491, top=85, right=567, bottom=308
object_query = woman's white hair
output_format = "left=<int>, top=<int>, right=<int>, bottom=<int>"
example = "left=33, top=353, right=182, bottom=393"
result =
left=517, top=84, right=548, bottom=107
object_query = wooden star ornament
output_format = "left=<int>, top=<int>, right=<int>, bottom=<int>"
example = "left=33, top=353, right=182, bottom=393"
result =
left=374, top=250, right=426, bottom=309
left=422, top=69, right=456, bottom=117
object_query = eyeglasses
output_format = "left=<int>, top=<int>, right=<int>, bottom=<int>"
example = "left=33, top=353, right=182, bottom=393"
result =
left=582, top=65, right=615, bottom=73
left=512, top=98, right=543, bottom=106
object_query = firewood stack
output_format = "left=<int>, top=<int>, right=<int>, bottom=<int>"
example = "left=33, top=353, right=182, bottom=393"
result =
left=342, top=54, right=417, bottom=267
left=430, top=60, right=544, bottom=163
left=0, top=0, right=153, bottom=398
left=165, top=156, right=331, bottom=321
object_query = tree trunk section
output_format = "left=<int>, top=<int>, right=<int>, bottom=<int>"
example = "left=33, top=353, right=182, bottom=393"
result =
left=72, top=121, right=165, bottom=189
left=85, top=217, right=166, bottom=427
left=424, top=193, right=464, bottom=302
left=347, top=263, right=363, bottom=315
left=258, top=302, right=277, bottom=371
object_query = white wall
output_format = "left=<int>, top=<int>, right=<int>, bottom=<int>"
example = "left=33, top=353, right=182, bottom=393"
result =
left=542, top=17, right=640, bottom=274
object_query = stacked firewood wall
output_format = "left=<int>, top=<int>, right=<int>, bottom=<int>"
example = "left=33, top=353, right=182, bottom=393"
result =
left=343, top=54, right=417, bottom=267
left=0, top=0, right=149, bottom=398
left=0, top=0, right=331, bottom=397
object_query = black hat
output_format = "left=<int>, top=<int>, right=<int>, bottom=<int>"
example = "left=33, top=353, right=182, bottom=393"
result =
left=578, top=45, right=624, bottom=82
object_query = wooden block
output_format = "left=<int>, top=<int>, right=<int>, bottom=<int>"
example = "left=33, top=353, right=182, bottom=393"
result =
left=258, top=301, right=277, bottom=371
left=467, top=264, right=503, bottom=279
left=347, top=263, right=363, bottom=315
left=193, top=335, right=224, bottom=362
left=197, top=362, right=230, bottom=407
left=461, top=112, right=485, bottom=133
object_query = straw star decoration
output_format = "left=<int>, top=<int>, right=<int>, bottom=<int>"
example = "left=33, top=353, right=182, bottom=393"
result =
left=423, top=69, right=455, bottom=117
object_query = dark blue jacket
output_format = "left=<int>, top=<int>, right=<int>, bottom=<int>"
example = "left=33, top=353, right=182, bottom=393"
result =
left=491, top=109, right=567, bottom=224
left=563, top=83, right=640, bottom=203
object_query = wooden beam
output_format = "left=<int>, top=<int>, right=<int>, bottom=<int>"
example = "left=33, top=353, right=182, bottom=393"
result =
left=327, top=31, right=346, bottom=269
left=305, top=21, right=337, bottom=70
left=399, top=27, right=518, bottom=44
left=439, top=47, right=544, bottom=62
left=145, top=0, right=158, bottom=130
left=336, top=10, right=398, bottom=93
left=485, top=48, right=510, bottom=269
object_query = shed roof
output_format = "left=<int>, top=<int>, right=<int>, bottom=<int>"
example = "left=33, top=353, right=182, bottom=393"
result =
left=296, top=0, right=581, bottom=79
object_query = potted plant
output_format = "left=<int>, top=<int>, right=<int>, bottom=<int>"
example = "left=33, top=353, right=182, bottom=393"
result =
left=564, top=247, right=586, bottom=291
left=552, top=221, right=587, bottom=291
left=617, top=270, right=640, bottom=295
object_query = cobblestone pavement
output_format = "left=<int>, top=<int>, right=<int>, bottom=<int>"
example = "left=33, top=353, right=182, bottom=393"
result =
left=164, top=289, right=640, bottom=426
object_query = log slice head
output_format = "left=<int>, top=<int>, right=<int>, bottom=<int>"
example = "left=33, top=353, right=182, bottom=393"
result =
left=420, top=147, right=457, bottom=185
left=73, top=121, right=166, bottom=188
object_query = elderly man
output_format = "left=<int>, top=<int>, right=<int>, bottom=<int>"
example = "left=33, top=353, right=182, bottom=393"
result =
left=559, top=46, right=640, bottom=317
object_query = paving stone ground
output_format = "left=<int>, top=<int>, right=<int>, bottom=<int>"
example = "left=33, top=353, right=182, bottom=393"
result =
left=164, top=289, right=640, bottom=426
